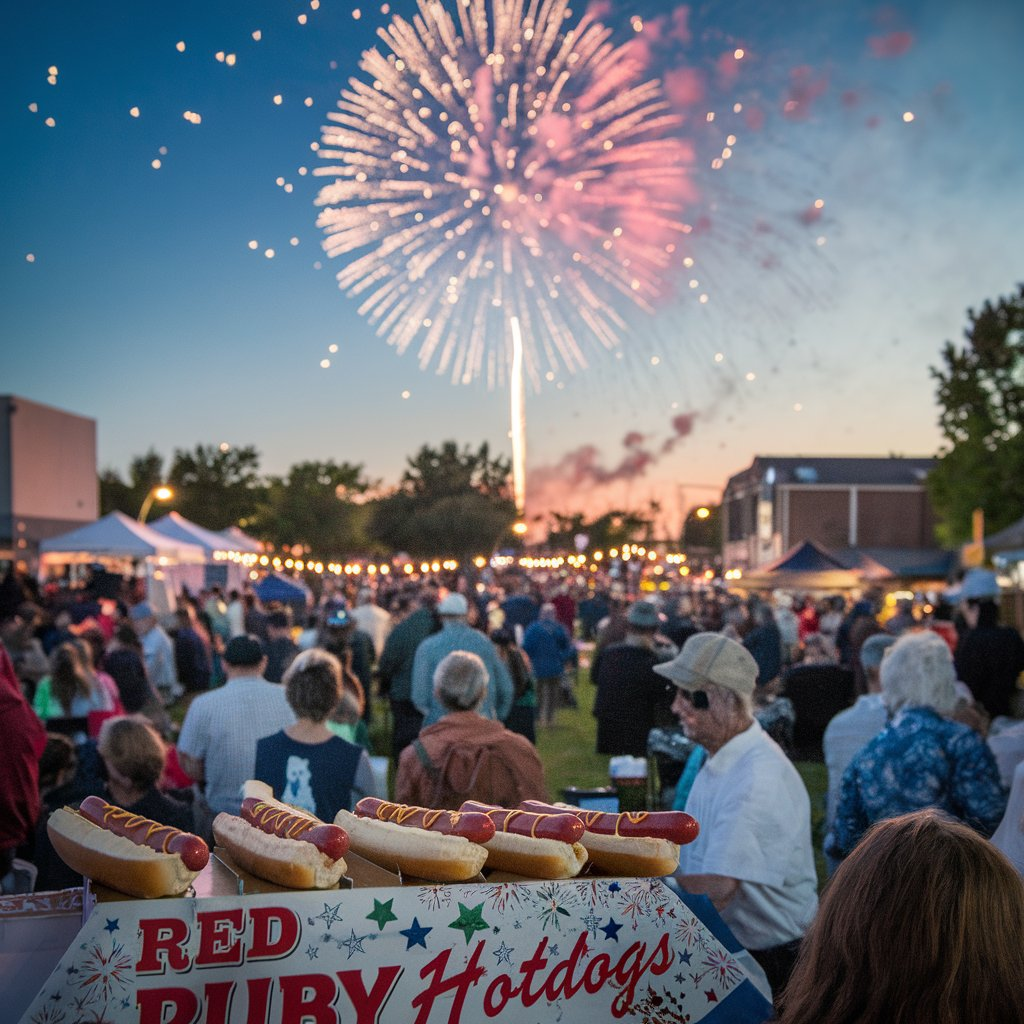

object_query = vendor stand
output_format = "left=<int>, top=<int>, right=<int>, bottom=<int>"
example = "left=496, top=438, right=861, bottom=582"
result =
left=11, top=860, right=771, bottom=1023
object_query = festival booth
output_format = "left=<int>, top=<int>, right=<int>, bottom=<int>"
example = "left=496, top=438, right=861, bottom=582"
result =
left=7, top=870, right=772, bottom=1024
left=218, top=525, right=262, bottom=555
left=737, top=539, right=862, bottom=593
left=148, top=512, right=253, bottom=592
left=38, top=512, right=206, bottom=615
left=254, top=571, right=313, bottom=620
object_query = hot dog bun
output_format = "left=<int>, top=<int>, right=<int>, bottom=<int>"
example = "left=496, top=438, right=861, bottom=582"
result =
left=213, top=813, right=347, bottom=889
left=576, top=831, right=680, bottom=877
left=479, top=831, right=589, bottom=879
left=47, top=806, right=200, bottom=898
left=334, top=809, right=488, bottom=882
left=521, top=801, right=683, bottom=877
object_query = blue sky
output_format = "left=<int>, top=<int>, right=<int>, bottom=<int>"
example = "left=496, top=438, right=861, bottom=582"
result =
left=3, top=0, right=1022, bottom=536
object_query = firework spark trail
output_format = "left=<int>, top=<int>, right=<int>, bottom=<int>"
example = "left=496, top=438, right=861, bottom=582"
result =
left=315, top=0, right=695, bottom=389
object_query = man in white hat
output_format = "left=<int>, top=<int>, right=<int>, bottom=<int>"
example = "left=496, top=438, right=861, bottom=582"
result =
left=410, top=593, right=514, bottom=727
left=654, top=632, right=818, bottom=1001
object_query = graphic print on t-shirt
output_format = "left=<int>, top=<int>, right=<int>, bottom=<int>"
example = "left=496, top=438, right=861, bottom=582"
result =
left=284, top=755, right=317, bottom=814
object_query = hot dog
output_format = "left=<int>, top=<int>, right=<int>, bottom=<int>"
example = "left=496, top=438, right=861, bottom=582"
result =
left=213, top=795, right=349, bottom=890
left=47, top=799, right=209, bottom=898
left=460, top=801, right=589, bottom=879
left=521, top=801, right=700, bottom=877
left=335, top=809, right=489, bottom=882
left=355, top=798, right=497, bottom=844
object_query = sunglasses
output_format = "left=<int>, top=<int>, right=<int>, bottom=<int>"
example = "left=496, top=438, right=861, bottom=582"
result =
left=672, top=688, right=710, bottom=710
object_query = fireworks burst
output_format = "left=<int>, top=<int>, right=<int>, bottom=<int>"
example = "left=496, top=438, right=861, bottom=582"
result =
left=315, top=0, right=695, bottom=389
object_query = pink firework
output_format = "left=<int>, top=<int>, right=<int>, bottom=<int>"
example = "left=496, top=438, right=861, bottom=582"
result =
left=315, top=0, right=695, bottom=388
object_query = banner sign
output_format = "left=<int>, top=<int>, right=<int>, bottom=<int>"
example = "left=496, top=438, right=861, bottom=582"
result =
left=19, top=879, right=770, bottom=1023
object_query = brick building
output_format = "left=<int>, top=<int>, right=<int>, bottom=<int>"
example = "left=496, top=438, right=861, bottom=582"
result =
left=722, top=456, right=938, bottom=571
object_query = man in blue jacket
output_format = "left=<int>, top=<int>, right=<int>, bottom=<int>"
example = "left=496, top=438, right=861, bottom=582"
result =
left=522, top=603, right=575, bottom=727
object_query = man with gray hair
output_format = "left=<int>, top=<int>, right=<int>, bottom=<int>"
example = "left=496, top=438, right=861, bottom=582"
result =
left=822, top=631, right=896, bottom=869
left=655, top=632, right=817, bottom=1000
left=396, top=650, right=546, bottom=809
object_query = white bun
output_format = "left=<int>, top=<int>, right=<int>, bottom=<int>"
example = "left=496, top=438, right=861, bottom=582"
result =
left=580, top=832, right=680, bottom=877
left=480, top=832, right=588, bottom=879
left=334, top=810, right=487, bottom=882
left=213, top=813, right=346, bottom=890
left=47, top=806, right=198, bottom=899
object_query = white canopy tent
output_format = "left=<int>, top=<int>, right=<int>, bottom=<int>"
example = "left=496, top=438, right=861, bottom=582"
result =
left=39, top=511, right=206, bottom=564
left=38, top=511, right=207, bottom=615
left=149, top=512, right=254, bottom=592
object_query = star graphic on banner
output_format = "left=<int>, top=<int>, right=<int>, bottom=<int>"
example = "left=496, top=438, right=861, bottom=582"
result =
left=582, top=912, right=601, bottom=934
left=705, top=989, right=718, bottom=1003
left=121, top=997, right=132, bottom=1009
left=66, top=966, right=78, bottom=976
left=600, top=918, right=622, bottom=942
left=306, top=944, right=320, bottom=960
left=513, top=920, right=522, bottom=930
left=608, top=882, right=621, bottom=892
left=314, top=902, right=345, bottom=929
left=104, top=919, right=120, bottom=933
left=679, top=949, right=692, bottom=965
left=341, top=929, right=369, bottom=958
left=674, top=973, right=685, bottom=985
left=449, top=902, right=489, bottom=944
left=493, top=941, right=514, bottom=966
left=400, top=917, right=433, bottom=950
left=550, top=944, right=560, bottom=957
left=366, top=898, right=398, bottom=931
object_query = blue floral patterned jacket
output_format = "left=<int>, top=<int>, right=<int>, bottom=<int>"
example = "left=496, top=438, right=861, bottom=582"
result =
left=827, top=705, right=1007, bottom=859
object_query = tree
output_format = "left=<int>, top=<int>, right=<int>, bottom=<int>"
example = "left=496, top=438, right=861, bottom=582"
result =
left=681, top=504, right=721, bottom=554
left=99, top=450, right=166, bottom=517
left=368, top=441, right=516, bottom=558
left=544, top=505, right=659, bottom=551
left=255, top=460, right=376, bottom=555
left=929, top=285, right=1024, bottom=546
left=167, top=444, right=265, bottom=530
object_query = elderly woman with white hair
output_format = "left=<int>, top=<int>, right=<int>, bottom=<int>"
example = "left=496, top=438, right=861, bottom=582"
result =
left=827, top=630, right=1006, bottom=861
left=396, top=650, right=547, bottom=809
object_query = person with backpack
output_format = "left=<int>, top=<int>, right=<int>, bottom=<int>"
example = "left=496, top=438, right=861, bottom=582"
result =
left=395, top=650, right=547, bottom=809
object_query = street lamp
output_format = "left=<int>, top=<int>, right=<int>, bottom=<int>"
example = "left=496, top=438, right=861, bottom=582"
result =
left=138, top=485, right=173, bottom=523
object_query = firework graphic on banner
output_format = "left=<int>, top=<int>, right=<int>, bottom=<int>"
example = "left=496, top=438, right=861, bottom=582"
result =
left=314, top=0, right=695, bottom=392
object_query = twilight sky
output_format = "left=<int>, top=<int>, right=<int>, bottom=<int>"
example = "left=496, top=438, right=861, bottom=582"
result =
left=4, top=0, right=1022, bottom=537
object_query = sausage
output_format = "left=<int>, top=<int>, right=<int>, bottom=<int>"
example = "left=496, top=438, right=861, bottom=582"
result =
left=520, top=800, right=700, bottom=845
left=355, top=797, right=496, bottom=844
left=78, top=795, right=209, bottom=871
left=241, top=798, right=349, bottom=861
left=461, top=801, right=585, bottom=844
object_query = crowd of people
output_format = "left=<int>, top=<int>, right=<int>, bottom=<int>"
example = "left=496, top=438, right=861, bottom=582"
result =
left=2, top=563, right=1024, bottom=1016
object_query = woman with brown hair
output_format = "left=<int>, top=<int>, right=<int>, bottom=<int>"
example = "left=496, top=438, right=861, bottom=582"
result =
left=778, top=808, right=1024, bottom=1024
left=32, top=641, right=116, bottom=732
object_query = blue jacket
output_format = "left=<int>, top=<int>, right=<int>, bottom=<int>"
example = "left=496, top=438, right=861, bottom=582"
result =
left=521, top=618, right=574, bottom=679
left=411, top=622, right=514, bottom=726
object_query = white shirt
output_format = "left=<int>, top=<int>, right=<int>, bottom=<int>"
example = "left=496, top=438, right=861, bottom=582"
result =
left=351, top=603, right=392, bottom=658
left=141, top=624, right=178, bottom=692
left=680, top=720, right=818, bottom=951
left=992, top=760, right=1024, bottom=877
left=988, top=719, right=1024, bottom=789
left=823, top=693, right=888, bottom=825
left=177, top=674, right=296, bottom=815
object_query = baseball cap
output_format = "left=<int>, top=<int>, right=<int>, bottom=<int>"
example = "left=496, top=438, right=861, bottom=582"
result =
left=626, top=600, right=660, bottom=630
left=653, top=632, right=758, bottom=697
left=129, top=602, right=154, bottom=622
left=223, top=634, right=266, bottom=666
left=437, top=593, right=469, bottom=616
left=959, top=568, right=1000, bottom=601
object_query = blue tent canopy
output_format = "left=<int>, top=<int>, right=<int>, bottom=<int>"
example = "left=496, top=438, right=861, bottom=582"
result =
left=254, top=572, right=311, bottom=605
